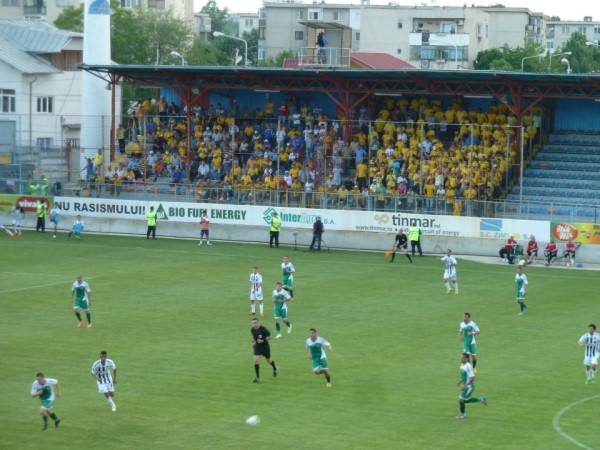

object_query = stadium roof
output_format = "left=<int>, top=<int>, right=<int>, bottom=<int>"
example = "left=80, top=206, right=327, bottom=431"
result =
left=81, top=64, right=600, bottom=116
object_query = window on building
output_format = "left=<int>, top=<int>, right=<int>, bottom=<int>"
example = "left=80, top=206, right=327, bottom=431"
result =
left=294, top=31, right=304, bottom=40
left=561, top=26, right=570, bottom=34
left=296, top=10, right=304, bottom=20
left=1, top=89, right=16, bottom=113
left=120, top=0, right=140, bottom=7
left=259, top=10, right=266, bottom=19
left=37, top=137, right=53, bottom=150
left=578, top=27, right=587, bottom=35
left=258, top=47, right=265, bottom=60
left=440, top=22, right=455, bottom=33
left=245, top=19, right=253, bottom=27
left=259, top=27, right=265, bottom=40
left=307, top=8, right=323, bottom=21
left=332, top=10, right=340, bottom=21
left=147, top=0, right=165, bottom=9
left=37, top=97, right=53, bottom=114
left=56, top=0, right=70, bottom=7
left=2, top=0, right=20, bottom=6
left=595, top=26, right=600, bottom=34
left=355, top=32, right=360, bottom=41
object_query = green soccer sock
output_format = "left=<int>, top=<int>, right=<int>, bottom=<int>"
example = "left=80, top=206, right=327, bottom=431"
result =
left=325, top=374, right=331, bottom=382
left=271, top=361, right=277, bottom=370
left=290, top=289, right=294, bottom=298
left=459, top=403, right=465, bottom=414
left=86, top=312, right=91, bottom=324
left=284, top=321, right=291, bottom=328
left=49, top=413, right=59, bottom=421
left=520, top=302, right=527, bottom=311
left=472, top=359, right=477, bottom=368
left=75, top=312, right=82, bottom=321
left=43, top=416, right=48, bottom=426
left=275, top=322, right=281, bottom=333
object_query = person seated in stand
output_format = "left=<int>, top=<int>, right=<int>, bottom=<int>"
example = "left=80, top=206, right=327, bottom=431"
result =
left=526, top=235, right=539, bottom=264
left=544, top=238, right=558, bottom=266
left=563, top=239, right=577, bottom=267
left=499, top=235, right=518, bottom=264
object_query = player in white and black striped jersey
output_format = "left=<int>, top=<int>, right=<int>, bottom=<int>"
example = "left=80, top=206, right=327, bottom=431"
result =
left=578, top=324, right=600, bottom=384
left=91, top=351, right=117, bottom=411
left=248, top=266, right=264, bottom=317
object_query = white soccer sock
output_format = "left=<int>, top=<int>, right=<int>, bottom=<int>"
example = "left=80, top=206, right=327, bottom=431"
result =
left=444, top=281, right=451, bottom=290
left=251, top=303, right=255, bottom=313
left=592, top=369, right=597, bottom=379
left=107, top=397, right=115, bottom=406
left=454, top=282, right=459, bottom=290
left=259, top=303, right=264, bottom=314
left=586, top=369, right=591, bottom=380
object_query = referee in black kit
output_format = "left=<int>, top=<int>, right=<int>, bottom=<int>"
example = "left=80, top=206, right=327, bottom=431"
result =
left=251, top=317, right=278, bottom=382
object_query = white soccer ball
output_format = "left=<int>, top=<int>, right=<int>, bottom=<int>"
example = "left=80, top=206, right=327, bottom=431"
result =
left=518, top=260, right=526, bottom=267
left=245, top=415, right=260, bottom=426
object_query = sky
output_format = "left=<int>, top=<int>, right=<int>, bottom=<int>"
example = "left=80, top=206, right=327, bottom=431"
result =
left=195, top=0, right=593, bottom=22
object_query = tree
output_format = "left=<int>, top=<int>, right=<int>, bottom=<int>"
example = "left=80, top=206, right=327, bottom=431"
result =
left=53, top=4, right=84, bottom=32
left=563, top=32, right=600, bottom=74
left=54, top=3, right=193, bottom=65
left=474, top=43, right=547, bottom=72
left=187, top=36, right=230, bottom=66
left=200, top=0, right=231, bottom=35
left=111, top=8, right=193, bottom=65
left=242, top=28, right=259, bottom=66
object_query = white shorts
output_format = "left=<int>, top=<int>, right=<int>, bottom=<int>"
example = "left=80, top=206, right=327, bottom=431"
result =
left=251, top=289, right=263, bottom=301
left=97, top=381, right=115, bottom=394
left=12, top=219, right=21, bottom=226
left=584, top=355, right=599, bottom=366
left=444, top=270, right=457, bottom=281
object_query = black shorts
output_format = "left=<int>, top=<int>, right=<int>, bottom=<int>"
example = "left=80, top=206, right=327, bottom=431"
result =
left=254, top=345, right=271, bottom=359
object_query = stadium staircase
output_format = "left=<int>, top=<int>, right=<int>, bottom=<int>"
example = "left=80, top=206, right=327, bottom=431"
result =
left=506, top=133, right=600, bottom=221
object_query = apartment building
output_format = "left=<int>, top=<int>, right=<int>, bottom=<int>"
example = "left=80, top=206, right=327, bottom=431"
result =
left=259, top=1, right=545, bottom=70
left=546, top=16, right=600, bottom=52
left=0, top=0, right=193, bottom=24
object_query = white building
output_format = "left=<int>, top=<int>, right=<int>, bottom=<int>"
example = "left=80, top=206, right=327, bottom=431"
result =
left=0, top=20, right=83, bottom=153
left=546, top=16, right=600, bottom=52
left=235, top=12, right=259, bottom=38
left=259, top=2, right=546, bottom=69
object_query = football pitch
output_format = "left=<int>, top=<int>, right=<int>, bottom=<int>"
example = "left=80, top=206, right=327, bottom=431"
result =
left=1, top=232, right=599, bottom=450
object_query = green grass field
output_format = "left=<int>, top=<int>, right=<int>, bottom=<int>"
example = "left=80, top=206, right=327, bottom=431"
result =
left=1, top=232, right=599, bottom=449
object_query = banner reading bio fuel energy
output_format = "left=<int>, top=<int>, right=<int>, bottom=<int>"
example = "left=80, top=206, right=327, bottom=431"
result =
left=550, top=222, right=600, bottom=244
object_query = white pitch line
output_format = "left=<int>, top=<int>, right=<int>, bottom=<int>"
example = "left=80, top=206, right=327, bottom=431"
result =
left=552, top=393, right=600, bottom=450
left=0, top=278, right=93, bottom=295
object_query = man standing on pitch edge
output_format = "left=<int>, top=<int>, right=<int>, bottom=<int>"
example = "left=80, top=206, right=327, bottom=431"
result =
left=269, top=211, right=281, bottom=248
left=309, top=216, right=324, bottom=252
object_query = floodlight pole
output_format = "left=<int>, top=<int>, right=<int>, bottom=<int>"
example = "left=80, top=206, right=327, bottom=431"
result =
left=213, top=31, right=248, bottom=67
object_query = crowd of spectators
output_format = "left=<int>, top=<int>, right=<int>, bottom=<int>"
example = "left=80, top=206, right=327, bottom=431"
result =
left=89, top=93, right=539, bottom=214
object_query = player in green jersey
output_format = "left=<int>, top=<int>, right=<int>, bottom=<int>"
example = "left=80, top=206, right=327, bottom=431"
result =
left=272, top=282, right=292, bottom=338
left=281, top=255, right=295, bottom=299
left=515, top=266, right=529, bottom=315
left=306, top=328, right=333, bottom=387
left=31, top=372, right=61, bottom=430
left=456, top=353, right=487, bottom=419
left=459, top=313, right=480, bottom=373
left=72, top=274, right=92, bottom=328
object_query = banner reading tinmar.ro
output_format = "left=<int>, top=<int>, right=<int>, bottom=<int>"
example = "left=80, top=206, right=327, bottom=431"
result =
left=550, top=222, right=600, bottom=244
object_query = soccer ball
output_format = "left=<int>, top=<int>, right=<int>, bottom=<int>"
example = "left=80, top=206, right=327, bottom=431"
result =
left=245, top=415, right=260, bottom=426
left=518, top=260, right=526, bottom=267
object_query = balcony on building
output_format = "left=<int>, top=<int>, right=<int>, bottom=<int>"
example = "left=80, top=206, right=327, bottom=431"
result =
left=409, top=31, right=470, bottom=70
left=298, top=20, right=352, bottom=68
